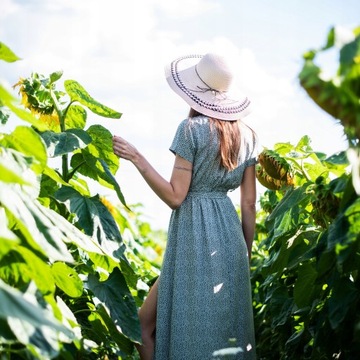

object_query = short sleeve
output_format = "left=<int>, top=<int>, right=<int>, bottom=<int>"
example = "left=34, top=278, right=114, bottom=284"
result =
left=245, top=155, right=258, bottom=167
left=169, top=119, right=195, bottom=163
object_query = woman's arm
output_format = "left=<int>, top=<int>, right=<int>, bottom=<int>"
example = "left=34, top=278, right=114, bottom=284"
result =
left=113, top=136, right=192, bottom=209
left=240, top=165, right=257, bottom=259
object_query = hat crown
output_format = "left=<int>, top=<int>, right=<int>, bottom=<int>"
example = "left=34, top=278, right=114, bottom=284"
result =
left=196, top=53, right=234, bottom=92
left=165, top=53, right=251, bottom=121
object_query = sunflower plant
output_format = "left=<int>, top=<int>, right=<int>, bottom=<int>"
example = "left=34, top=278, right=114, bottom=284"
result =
left=251, top=26, right=360, bottom=359
left=0, top=41, right=162, bottom=359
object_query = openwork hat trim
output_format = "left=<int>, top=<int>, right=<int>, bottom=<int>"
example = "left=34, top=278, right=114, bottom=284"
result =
left=170, top=55, right=251, bottom=115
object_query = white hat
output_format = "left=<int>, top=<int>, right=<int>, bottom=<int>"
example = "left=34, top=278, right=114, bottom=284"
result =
left=165, top=53, right=251, bottom=121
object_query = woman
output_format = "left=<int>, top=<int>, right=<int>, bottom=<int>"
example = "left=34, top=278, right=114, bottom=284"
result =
left=113, top=53, right=258, bottom=359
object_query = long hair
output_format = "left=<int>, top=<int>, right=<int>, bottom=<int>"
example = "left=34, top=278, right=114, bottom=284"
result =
left=188, top=108, right=241, bottom=171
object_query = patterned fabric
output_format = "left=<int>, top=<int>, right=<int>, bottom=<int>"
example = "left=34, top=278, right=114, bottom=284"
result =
left=154, top=116, right=257, bottom=360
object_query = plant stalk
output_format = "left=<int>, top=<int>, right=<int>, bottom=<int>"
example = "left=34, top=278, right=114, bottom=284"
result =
left=50, top=90, right=69, bottom=181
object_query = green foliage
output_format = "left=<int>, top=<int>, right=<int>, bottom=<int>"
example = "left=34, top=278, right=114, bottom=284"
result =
left=252, top=26, right=360, bottom=359
left=299, top=26, right=360, bottom=144
left=0, top=42, right=162, bottom=359
left=64, top=80, right=122, bottom=119
left=251, top=140, right=359, bottom=359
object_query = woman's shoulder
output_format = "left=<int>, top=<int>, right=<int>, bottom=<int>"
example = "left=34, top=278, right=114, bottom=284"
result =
left=238, top=121, right=259, bottom=163
left=190, top=115, right=209, bottom=124
left=239, top=121, right=258, bottom=144
left=182, top=115, right=209, bottom=128
left=176, top=115, right=210, bottom=134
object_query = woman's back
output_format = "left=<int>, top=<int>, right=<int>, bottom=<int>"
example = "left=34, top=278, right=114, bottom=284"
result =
left=170, top=116, right=257, bottom=194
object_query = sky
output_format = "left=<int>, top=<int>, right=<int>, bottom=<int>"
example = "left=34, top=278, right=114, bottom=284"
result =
left=1, top=0, right=359, bottom=230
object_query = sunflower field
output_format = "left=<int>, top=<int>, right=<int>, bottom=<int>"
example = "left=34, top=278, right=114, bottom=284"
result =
left=0, top=25, right=359, bottom=359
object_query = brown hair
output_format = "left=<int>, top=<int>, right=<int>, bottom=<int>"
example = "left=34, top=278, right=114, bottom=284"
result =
left=188, top=108, right=240, bottom=171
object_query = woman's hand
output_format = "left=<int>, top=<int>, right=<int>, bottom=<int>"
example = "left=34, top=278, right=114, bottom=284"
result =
left=112, top=135, right=139, bottom=163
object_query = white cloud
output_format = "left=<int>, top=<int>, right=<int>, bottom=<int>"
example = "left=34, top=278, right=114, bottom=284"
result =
left=0, top=0, right=20, bottom=19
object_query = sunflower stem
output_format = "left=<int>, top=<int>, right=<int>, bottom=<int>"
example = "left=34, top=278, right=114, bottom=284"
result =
left=50, top=90, right=69, bottom=181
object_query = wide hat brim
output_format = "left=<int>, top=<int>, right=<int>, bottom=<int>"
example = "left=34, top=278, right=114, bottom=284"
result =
left=165, top=54, right=251, bottom=121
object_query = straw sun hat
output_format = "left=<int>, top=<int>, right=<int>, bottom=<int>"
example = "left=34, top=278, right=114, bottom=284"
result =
left=165, top=53, right=251, bottom=121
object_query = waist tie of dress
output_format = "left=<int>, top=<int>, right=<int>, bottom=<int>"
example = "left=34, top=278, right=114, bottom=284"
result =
left=186, top=191, right=228, bottom=199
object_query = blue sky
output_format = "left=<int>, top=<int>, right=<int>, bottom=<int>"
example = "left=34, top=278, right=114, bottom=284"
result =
left=1, top=0, right=359, bottom=229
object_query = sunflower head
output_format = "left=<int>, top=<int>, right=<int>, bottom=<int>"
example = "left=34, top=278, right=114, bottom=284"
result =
left=256, top=150, right=294, bottom=190
left=99, top=196, right=118, bottom=218
left=13, top=72, right=64, bottom=116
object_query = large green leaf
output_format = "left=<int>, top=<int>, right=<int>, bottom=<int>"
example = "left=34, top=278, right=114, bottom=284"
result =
left=65, top=104, right=87, bottom=130
left=41, top=129, right=92, bottom=157
left=43, top=203, right=106, bottom=256
left=7, top=317, right=61, bottom=358
left=0, top=185, right=73, bottom=262
left=293, top=262, right=318, bottom=308
left=70, top=142, right=113, bottom=187
left=119, top=256, right=139, bottom=289
left=1, top=158, right=105, bottom=259
left=55, top=296, right=82, bottom=338
left=267, top=187, right=310, bottom=224
left=0, top=247, right=55, bottom=294
left=271, top=212, right=294, bottom=241
left=0, top=177, right=105, bottom=262
left=0, top=156, right=29, bottom=185
left=303, top=154, right=329, bottom=182
left=0, top=210, right=17, bottom=240
left=328, top=277, right=358, bottom=329
left=1, top=126, right=47, bottom=172
left=327, top=213, right=349, bottom=251
left=325, top=151, right=349, bottom=166
left=71, top=124, right=119, bottom=174
left=99, top=158, right=128, bottom=208
left=0, top=42, right=21, bottom=62
left=87, top=254, right=137, bottom=294
left=87, top=267, right=141, bottom=343
left=87, top=307, right=109, bottom=344
left=87, top=251, right=120, bottom=274
left=287, top=230, right=319, bottom=269
left=42, top=165, right=68, bottom=187
left=68, top=175, right=91, bottom=196
left=64, top=80, right=122, bottom=119
left=267, top=286, right=293, bottom=328
left=0, top=147, right=40, bottom=199
left=339, top=34, right=360, bottom=73
left=96, top=304, right=135, bottom=354
left=0, top=208, right=19, bottom=258
left=55, top=186, right=125, bottom=258
left=0, top=279, right=72, bottom=335
left=344, top=198, right=360, bottom=242
left=69, top=125, right=127, bottom=207
left=51, top=262, right=83, bottom=298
